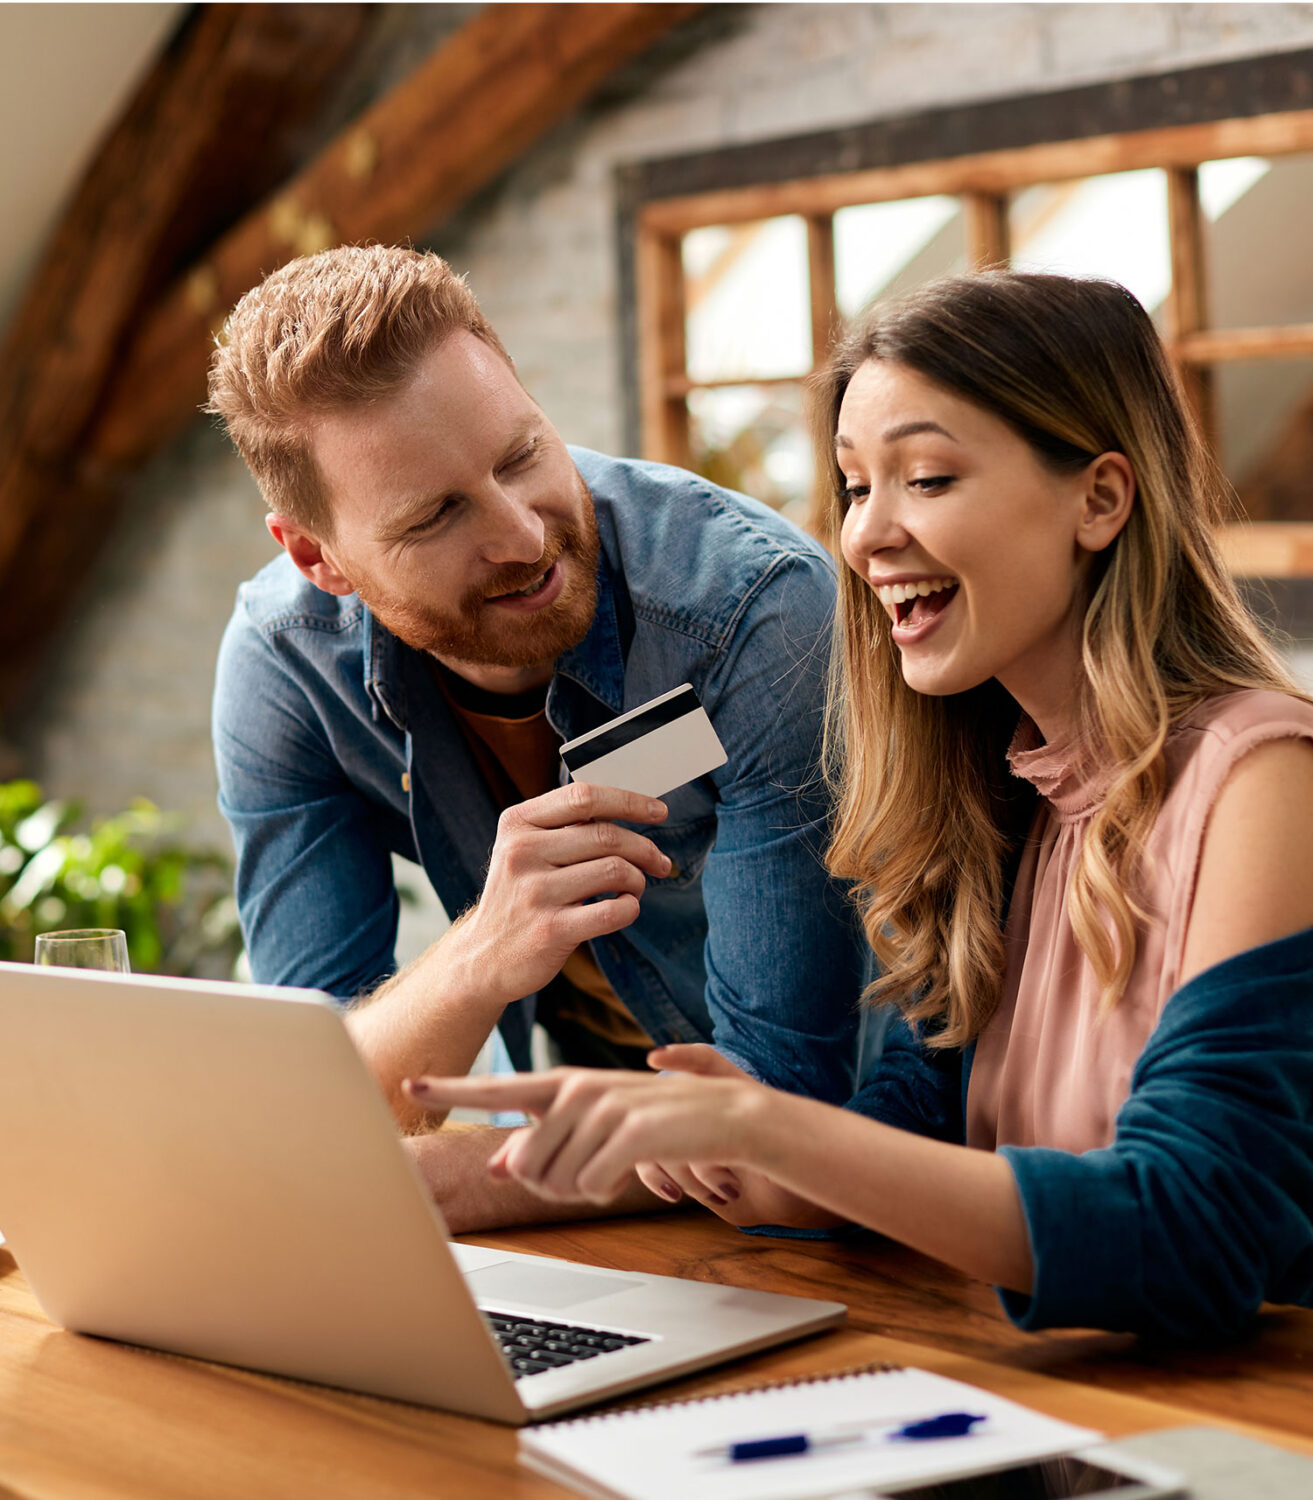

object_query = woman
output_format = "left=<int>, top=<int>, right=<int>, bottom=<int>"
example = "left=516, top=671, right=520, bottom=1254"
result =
left=409, top=273, right=1313, bottom=1339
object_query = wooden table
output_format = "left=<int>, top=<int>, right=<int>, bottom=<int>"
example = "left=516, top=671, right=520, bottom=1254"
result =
left=2, top=1211, right=1311, bottom=1499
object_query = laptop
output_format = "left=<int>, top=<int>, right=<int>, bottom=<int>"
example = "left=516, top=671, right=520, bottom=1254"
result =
left=0, top=963, right=845, bottom=1423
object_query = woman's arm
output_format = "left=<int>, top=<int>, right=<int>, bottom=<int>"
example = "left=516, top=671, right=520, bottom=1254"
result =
left=1179, top=736, right=1313, bottom=983
left=407, top=1067, right=1035, bottom=1292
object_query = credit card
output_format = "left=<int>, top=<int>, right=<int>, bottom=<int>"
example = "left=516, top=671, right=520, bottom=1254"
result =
left=559, top=684, right=727, bottom=799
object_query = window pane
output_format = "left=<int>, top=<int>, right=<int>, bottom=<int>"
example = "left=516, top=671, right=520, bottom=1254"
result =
left=1202, top=154, right=1313, bottom=331
left=834, top=196, right=964, bottom=318
left=1218, top=356, right=1313, bottom=522
left=682, top=217, right=811, bottom=383
left=1010, top=169, right=1170, bottom=316
left=686, top=383, right=813, bottom=525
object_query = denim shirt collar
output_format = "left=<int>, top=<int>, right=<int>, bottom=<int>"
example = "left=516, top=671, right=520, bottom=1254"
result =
left=362, top=608, right=405, bottom=730
left=551, top=548, right=628, bottom=717
left=360, top=547, right=629, bottom=735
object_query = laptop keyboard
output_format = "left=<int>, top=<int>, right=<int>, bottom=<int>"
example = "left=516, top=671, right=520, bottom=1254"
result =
left=483, top=1310, right=651, bottom=1379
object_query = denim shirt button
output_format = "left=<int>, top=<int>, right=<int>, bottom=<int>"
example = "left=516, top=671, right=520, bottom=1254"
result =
left=666, top=861, right=682, bottom=880
left=401, top=772, right=411, bottom=793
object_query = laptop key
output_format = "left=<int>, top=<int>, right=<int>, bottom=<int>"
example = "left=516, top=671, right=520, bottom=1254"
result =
left=482, top=1309, right=652, bottom=1379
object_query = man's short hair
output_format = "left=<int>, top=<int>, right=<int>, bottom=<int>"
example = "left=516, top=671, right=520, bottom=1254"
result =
left=206, top=245, right=512, bottom=536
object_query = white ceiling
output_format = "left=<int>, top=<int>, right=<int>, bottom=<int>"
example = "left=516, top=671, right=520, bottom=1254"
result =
left=0, top=2, right=182, bottom=336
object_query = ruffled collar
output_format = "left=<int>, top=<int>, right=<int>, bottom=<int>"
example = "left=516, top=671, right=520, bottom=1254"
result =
left=1005, top=715, right=1111, bottom=822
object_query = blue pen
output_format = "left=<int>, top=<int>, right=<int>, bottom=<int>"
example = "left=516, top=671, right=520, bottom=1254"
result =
left=694, top=1410, right=987, bottom=1463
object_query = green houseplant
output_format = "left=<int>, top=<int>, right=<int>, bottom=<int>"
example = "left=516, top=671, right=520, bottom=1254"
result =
left=0, top=780, right=242, bottom=977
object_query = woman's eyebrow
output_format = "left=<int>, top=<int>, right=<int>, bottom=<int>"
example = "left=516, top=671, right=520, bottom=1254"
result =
left=834, top=419, right=957, bottom=450
left=883, top=420, right=957, bottom=443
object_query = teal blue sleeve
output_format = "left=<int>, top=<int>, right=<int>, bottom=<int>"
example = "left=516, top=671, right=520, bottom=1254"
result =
left=997, top=926, right=1313, bottom=1339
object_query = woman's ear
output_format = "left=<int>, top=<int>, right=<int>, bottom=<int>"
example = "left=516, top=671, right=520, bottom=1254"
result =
left=1075, top=452, right=1136, bottom=554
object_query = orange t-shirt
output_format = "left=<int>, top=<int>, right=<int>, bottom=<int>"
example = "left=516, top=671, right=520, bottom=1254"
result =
left=437, top=674, right=653, bottom=1053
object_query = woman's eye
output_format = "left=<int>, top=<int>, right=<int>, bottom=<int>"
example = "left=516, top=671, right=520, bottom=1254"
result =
left=909, top=474, right=954, bottom=493
left=839, top=483, right=870, bottom=505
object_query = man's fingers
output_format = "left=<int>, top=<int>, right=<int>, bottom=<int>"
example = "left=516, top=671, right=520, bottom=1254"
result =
left=512, top=783, right=668, bottom=832
left=545, top=894, right=643, bottom=947
left=539, top=823, right=672, bottom=879
left=546, top=856, right=648, bottom=908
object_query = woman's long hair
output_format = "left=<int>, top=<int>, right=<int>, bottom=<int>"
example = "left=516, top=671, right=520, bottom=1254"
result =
left=814, top=272, right=1302, bottom=1045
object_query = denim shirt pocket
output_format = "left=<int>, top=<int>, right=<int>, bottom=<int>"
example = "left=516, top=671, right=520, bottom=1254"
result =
left=647, top=814, right=716, bottom=890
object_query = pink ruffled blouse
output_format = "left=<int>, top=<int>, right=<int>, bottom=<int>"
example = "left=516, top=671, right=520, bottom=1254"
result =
left=966, top=689, right=1313, bottom=1154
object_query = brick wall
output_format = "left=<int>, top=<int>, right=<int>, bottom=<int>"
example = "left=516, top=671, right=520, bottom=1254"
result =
left=18, top=3, right=1313, bottom=911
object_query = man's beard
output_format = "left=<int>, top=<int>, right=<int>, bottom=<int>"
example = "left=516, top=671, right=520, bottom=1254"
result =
left=356, top=481, right=601, bottom=671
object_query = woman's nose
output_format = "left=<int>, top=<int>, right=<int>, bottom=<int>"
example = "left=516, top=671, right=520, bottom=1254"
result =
left=840, top=493, right=907, bottom=572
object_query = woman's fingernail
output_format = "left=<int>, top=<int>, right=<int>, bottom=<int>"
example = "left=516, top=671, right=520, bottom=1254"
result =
left=658, top=1178, right=682, bottom=1202
left=719, top=1181, right=740, bottom=1202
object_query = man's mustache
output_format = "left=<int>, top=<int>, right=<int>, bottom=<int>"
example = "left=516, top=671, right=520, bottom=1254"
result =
left=473, top=531, right=569, bottom=604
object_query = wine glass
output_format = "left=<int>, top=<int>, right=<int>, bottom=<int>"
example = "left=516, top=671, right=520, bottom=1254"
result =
left=33, top=928, right=130, bottom=972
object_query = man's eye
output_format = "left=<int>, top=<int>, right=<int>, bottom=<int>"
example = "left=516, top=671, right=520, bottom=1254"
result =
left=504, top=440, right=539, bottom=470
left=407, top=502, right=454, bottom=537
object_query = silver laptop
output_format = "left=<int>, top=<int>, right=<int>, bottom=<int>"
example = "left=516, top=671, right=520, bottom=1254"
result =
left=0, top=963, right=844, bottom=1423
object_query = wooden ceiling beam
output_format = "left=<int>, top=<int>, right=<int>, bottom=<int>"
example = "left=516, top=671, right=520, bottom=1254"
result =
left=0, top=4, right=374, bottom=716
left=85, top=2, right=703, bottom=472
left=0, top=2, right=699, bottom=720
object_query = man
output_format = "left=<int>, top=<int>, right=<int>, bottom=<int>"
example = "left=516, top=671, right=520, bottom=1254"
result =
left=208, top=245, right=865, bottom=1231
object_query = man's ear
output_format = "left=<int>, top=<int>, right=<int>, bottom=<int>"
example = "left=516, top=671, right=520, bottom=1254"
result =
left=1075, top=452, right=1136, bottom=555
left=266, top=513, right=356, bottom=596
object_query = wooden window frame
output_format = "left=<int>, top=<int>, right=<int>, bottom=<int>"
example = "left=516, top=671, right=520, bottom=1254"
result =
left=616, top=49, right=1313, bottom=578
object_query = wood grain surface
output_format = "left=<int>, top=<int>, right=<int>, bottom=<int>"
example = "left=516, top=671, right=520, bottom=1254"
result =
left=466, top=1209, right=1313, bottom=1444
left=4, top=1209, right=1312, bottom=1498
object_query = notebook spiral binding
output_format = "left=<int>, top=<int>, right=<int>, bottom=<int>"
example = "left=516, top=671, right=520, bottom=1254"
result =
left=550, top=1361, right=904, bottom=1428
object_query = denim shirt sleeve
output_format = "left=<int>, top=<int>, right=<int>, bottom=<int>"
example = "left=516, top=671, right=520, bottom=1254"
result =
left=998, top=926, right=1313, bottom=1339
left=696, top=552, right=867, bottom=1105
left=212, top=599, right=401, bottom=1000
left=842, top=1012, right=966, bottom=1142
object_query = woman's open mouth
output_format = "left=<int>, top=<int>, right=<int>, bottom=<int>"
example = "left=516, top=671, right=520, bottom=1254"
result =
left=874, top=576, right=959, bottom=642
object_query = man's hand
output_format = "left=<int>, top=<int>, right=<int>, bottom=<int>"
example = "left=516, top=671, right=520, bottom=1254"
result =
left=400, top=1123, right=673, bottom=1235
left=347, top=781, right=669, bottom=1129
left=440, top=782, right=671, bottom=1011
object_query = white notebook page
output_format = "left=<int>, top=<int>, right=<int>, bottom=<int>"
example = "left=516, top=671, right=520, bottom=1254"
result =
left=519, top=1365, right=1101, bottom=1500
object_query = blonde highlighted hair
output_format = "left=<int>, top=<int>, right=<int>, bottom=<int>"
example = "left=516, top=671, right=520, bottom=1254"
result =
left=813, top=272, right=1302, bottom=1045
left=206, top=245, right=511, bottom=536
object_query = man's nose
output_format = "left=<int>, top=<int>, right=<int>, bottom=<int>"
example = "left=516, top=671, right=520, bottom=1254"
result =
left=481, top=487, right=546, bottom=564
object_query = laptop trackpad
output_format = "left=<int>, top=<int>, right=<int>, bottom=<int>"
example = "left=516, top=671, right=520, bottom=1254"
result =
left=466, top=1260, right=636, bottom=1311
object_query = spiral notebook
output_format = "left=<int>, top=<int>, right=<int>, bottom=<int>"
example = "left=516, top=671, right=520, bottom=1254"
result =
left=518, top=1364, right=1101, bottom=1500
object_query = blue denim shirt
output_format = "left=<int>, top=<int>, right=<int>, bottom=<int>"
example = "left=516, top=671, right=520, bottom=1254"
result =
left=212, top=448, right=867, bottom=1104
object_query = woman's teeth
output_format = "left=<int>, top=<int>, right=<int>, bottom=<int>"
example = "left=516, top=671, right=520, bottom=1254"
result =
left=875, top=576, right=957, bottom=614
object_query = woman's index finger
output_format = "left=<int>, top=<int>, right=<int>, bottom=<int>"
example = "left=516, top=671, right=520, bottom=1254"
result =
left=403, top=1073, right=565, bottom=1112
